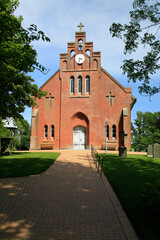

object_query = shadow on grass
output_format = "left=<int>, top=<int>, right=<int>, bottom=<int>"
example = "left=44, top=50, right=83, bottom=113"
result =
left=100, top=153, right=160, bottom=240
left=0, top=152, right=61, bottom=178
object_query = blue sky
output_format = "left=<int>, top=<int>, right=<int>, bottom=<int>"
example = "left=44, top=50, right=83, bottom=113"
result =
left=15, top=0, right=160, bottom=125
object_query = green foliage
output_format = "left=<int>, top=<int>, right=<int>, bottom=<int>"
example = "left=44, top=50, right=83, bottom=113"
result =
left=0, top=117, right=31, bottom=150
left=100, top=153, right=160, bottom=240
left=12, top=118, right=31, bottom=150
left=0, top=152, right=60, bottom=178
left=110, top=0, right=160, bottom=96
left=0, top=117, right=10, bottom=138
left=0, top=117, right=11, bottom=155
left=1, top=137, right=12, bottom=155
left=131, top=111, right=160, bottom=151
left=0, top=0, right=50, bottom=119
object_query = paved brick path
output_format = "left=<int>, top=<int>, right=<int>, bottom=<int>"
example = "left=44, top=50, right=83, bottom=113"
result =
left=0, top=150, right=138, bottom=240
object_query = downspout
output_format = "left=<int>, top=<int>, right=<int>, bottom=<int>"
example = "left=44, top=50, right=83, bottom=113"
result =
left=59, top=77, right=62, bottom=149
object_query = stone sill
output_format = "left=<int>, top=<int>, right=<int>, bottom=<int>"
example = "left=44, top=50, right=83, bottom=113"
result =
left=69, top=96, right=90, bottom=98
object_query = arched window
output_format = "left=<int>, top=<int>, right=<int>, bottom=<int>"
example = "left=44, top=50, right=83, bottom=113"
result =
left=70, top=50, right=75, bottom=58
left=44, top=125, right=48, bottom=138
left=70, top=76, right=74, bottom=94
left=93, top=59, right=98, bottom=69
left=62, top=60, right=67, bottom=70
left=105, top=125, right=109, bottom=138
left=78, top=39, right=83, bottom=51
left=78, top=76, right=82, bottom=94
left=86, top=49, right=90, bottom=57
left=85, top=75, right=90, bottom=94
left=51, top=125, right=54, bottom=138
left=112, top=125, right=116, bottom=139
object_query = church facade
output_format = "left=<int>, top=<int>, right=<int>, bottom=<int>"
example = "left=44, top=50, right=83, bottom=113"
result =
left=30, top=26, right=136, bottom=151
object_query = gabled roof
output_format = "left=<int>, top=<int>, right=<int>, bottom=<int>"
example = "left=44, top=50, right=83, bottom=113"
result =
left=101, top=67, right=127, bottom=93
left=3, top=118, right=17, bottom=129
left=40, top=69, right=60, bottom=89
left=39, top=66, right=136, bottom=109
left=101, top=67, right=136, bottom=109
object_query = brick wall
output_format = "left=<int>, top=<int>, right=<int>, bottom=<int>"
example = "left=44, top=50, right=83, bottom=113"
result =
left=30, top=31, right=135, bottom=150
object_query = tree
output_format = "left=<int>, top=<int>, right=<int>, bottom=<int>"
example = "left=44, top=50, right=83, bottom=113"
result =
left=131, top=111, right=160, bottom=151
left=155, top=112, right=160, bottom=129
left=0, top=117, right=31, bottom=150
left=12, top=118, right=31, bottom=150
left=0, top=117, right=10, bottom=138
left=0, top=0, right=50, bottom=120
left=110, top=0, right=160, bottom=96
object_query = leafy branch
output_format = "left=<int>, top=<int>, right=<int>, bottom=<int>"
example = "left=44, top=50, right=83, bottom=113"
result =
left=0, top=0, right=51, bottom=119
left=110, top=0, right=160, bottom=96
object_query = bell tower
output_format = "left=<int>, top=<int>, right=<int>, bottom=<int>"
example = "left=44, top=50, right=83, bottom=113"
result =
left=60, top=23, right=101, bottom=73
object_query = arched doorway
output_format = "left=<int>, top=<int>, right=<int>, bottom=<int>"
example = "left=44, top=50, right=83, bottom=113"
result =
left=73, top=126, right=86, bottom=150
left=70, top=112, right=89, bottom=149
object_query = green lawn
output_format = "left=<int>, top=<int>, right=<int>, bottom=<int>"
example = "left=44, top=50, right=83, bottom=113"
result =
left=100, top=154, right=160, bottom=240
left=0, top=152, right=60, bottom=178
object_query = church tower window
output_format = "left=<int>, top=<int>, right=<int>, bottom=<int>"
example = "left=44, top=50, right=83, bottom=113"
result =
left=112, top=125, right=116, bottom=139
left=78, top=39, right=83, bottom=51
left=70, top=50, right=75, bottom=58
left=85, top=75, right=90, bottom=94
left=78, top=76, right=82, bottom=94
left=70, top=76, right=74, bottom=94
left=51, top=125, right=54, bottom=138
left=44, top=125, right=48, bottom=138
left=86, top=49, right=90, bottom=57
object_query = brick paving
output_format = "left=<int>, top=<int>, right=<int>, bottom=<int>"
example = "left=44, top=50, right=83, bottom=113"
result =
left=0, top=150, right=138, bottom=240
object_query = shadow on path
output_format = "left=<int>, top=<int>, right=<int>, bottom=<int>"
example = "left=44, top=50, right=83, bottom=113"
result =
left=0, top=151, right=136, bottom=240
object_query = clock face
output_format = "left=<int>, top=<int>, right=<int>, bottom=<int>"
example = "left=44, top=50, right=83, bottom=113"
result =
left=75, top=54, right=85, bottom=64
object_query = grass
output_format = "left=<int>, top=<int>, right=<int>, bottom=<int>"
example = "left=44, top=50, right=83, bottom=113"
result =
left=0, top=152, right=60, bottom=178
left=99, top=153, right=160, bottom=240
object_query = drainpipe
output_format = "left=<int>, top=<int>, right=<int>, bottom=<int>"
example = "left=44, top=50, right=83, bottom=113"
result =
left=59, top=77, right=62, bottom=149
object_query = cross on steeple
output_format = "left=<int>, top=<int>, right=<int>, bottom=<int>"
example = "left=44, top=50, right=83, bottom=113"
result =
left=106, top=92, right=115, bottom=107
left=46, top=93, right=54, bottom=107
left=77, top=22, right=84, bottom=31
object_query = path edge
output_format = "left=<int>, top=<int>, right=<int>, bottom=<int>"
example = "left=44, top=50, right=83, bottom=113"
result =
left=88, top=154, right=139, bottom=240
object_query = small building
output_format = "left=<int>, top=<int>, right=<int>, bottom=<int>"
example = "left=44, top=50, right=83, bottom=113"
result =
left=30, top=25, right=136, bottom=150
left=2, top=118, right=17, bottom=137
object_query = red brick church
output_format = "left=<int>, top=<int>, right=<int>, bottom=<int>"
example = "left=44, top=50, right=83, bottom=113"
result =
left=30, top=24, right=136, bottom=150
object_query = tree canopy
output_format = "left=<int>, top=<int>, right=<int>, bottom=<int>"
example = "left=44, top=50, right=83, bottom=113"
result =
left=13, top=118, right=31, bottom=150
left=0, top=117, right=30, bottom=150
left=0, top=118, right=10, bottom=138
left=131, top=111, right=160, bottom=151
left=0, top=0, right=50, bottom=120
left=110, top=0, right=160, bottom=96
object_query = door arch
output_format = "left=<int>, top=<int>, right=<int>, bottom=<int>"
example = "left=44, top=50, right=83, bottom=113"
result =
left=73, top=126, right=86, bottom=150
